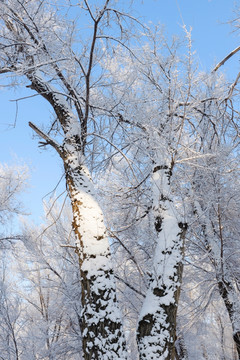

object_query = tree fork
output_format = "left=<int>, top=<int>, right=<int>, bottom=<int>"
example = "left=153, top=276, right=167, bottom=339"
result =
left=29, top=120, right=127, bottom=359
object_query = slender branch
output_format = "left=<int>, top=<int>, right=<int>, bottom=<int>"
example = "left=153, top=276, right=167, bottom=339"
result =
left=42, top=174, right=65, bottom=200
left=0, top=42, right=33, bottom=50
left=213, top=46, right=240, bottom=72
left=90, top=132, right=138, bottom=182
left=83, top=19, right=99, bottom=144
left=107, top=8, right=146, bottom=27
left=27, top=75, right=74, bottom=133
left=97, top=0, right=111, bottom=21
left=31, top=194, right=68, bottom=242
left=118, top=113, right=147, bottom=132
left=11, top=90, right=78, bottom=104
left=108, top=229, right=145, bottom=278
left=228, top=71, right=240, bottom=98
left=82, top=0, right=110, bottom=143
left=29, top=121, right=63, bottom=156
left=0, top=235, right=25, bottom=242
left=96, top=35, right=143, bottom=63
left=0, top=67, right=14, bottom=74
left=5, top=4, right=84, bottom=130
left=82, top=1, right=110, bottom=144
left=45, top=190, right=67, bottom=217
left=83, top=0, right=95, bottom=21
left=114, top=274, right=145, bottom=298
left=60, top=244, right=76, bottom=249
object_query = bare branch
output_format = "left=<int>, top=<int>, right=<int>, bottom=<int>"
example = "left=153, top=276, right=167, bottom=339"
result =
left=228, top=71, right=240, bottom=98
left=90, top=132, right=138, bottom=182
left=97, top=35, right=143, bottom=63
left=213, top=46, right=240, bottom=72
left=83, top=0, right=95, bottom=21
left=108, top=229, right=145, bottom=278
left=29, top=121, right=63, bottom=156
left=0, top=67, right=14, bottom=74
left=114, top=274, right=145, bottom=298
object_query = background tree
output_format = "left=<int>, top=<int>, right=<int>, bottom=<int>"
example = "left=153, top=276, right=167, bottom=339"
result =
left=184, top=78, right=240, bottom=358
left=0, top=162, right=28, bottom=360
left=16, top=203, right=83, bottom=359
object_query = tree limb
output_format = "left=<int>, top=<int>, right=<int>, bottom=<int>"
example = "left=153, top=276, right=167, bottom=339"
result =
left=29, top=121, right=63, bottom=156
left=213, top=46, right=240, bottom=72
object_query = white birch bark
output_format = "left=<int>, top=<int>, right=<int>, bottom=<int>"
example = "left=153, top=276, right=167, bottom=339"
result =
left=137, top=158, right=186, bottom=360
left=27, top=71, right=127, bottom=359
left=63, top=145, right=127, bottom=360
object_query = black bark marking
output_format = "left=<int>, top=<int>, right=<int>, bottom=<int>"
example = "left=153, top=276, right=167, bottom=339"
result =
left=178, top=222, right=188, bottom=231
left=153, top=286, right=166, bottom=297
left=155, top=216, right=162, bottom=232
left=153, top=164, right=168, bottom=173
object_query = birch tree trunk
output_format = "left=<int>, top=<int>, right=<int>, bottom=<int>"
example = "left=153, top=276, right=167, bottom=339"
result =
left=0, top=0, right=132, bottom=355
left=63, top=146, right=127, bottom=359
left=137, top=160, right=187, bottom=360
left=27, top=73, right=127, bottom=359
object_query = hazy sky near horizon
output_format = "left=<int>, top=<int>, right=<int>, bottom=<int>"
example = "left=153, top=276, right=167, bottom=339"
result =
left=0, top=0, right=239, bottom=224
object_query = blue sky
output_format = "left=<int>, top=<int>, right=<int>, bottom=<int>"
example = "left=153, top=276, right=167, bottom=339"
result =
left=137, top=0, right=239, bottom=75
left=0, top=0, right=239, bottom=224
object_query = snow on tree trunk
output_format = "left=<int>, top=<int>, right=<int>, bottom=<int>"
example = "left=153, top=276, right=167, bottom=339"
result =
left=217, top=279, right=240, bottom=359
left=25, top=71, right=127, bottom=359
left=137, top=160, right=187, bottom=360
left=63, top=145, right=127, bottom=360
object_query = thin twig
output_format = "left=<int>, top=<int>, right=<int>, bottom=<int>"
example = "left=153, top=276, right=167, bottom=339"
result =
left=114, top=274, right=145, bottom=298
left=90, top=132, right=138, bottom=182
